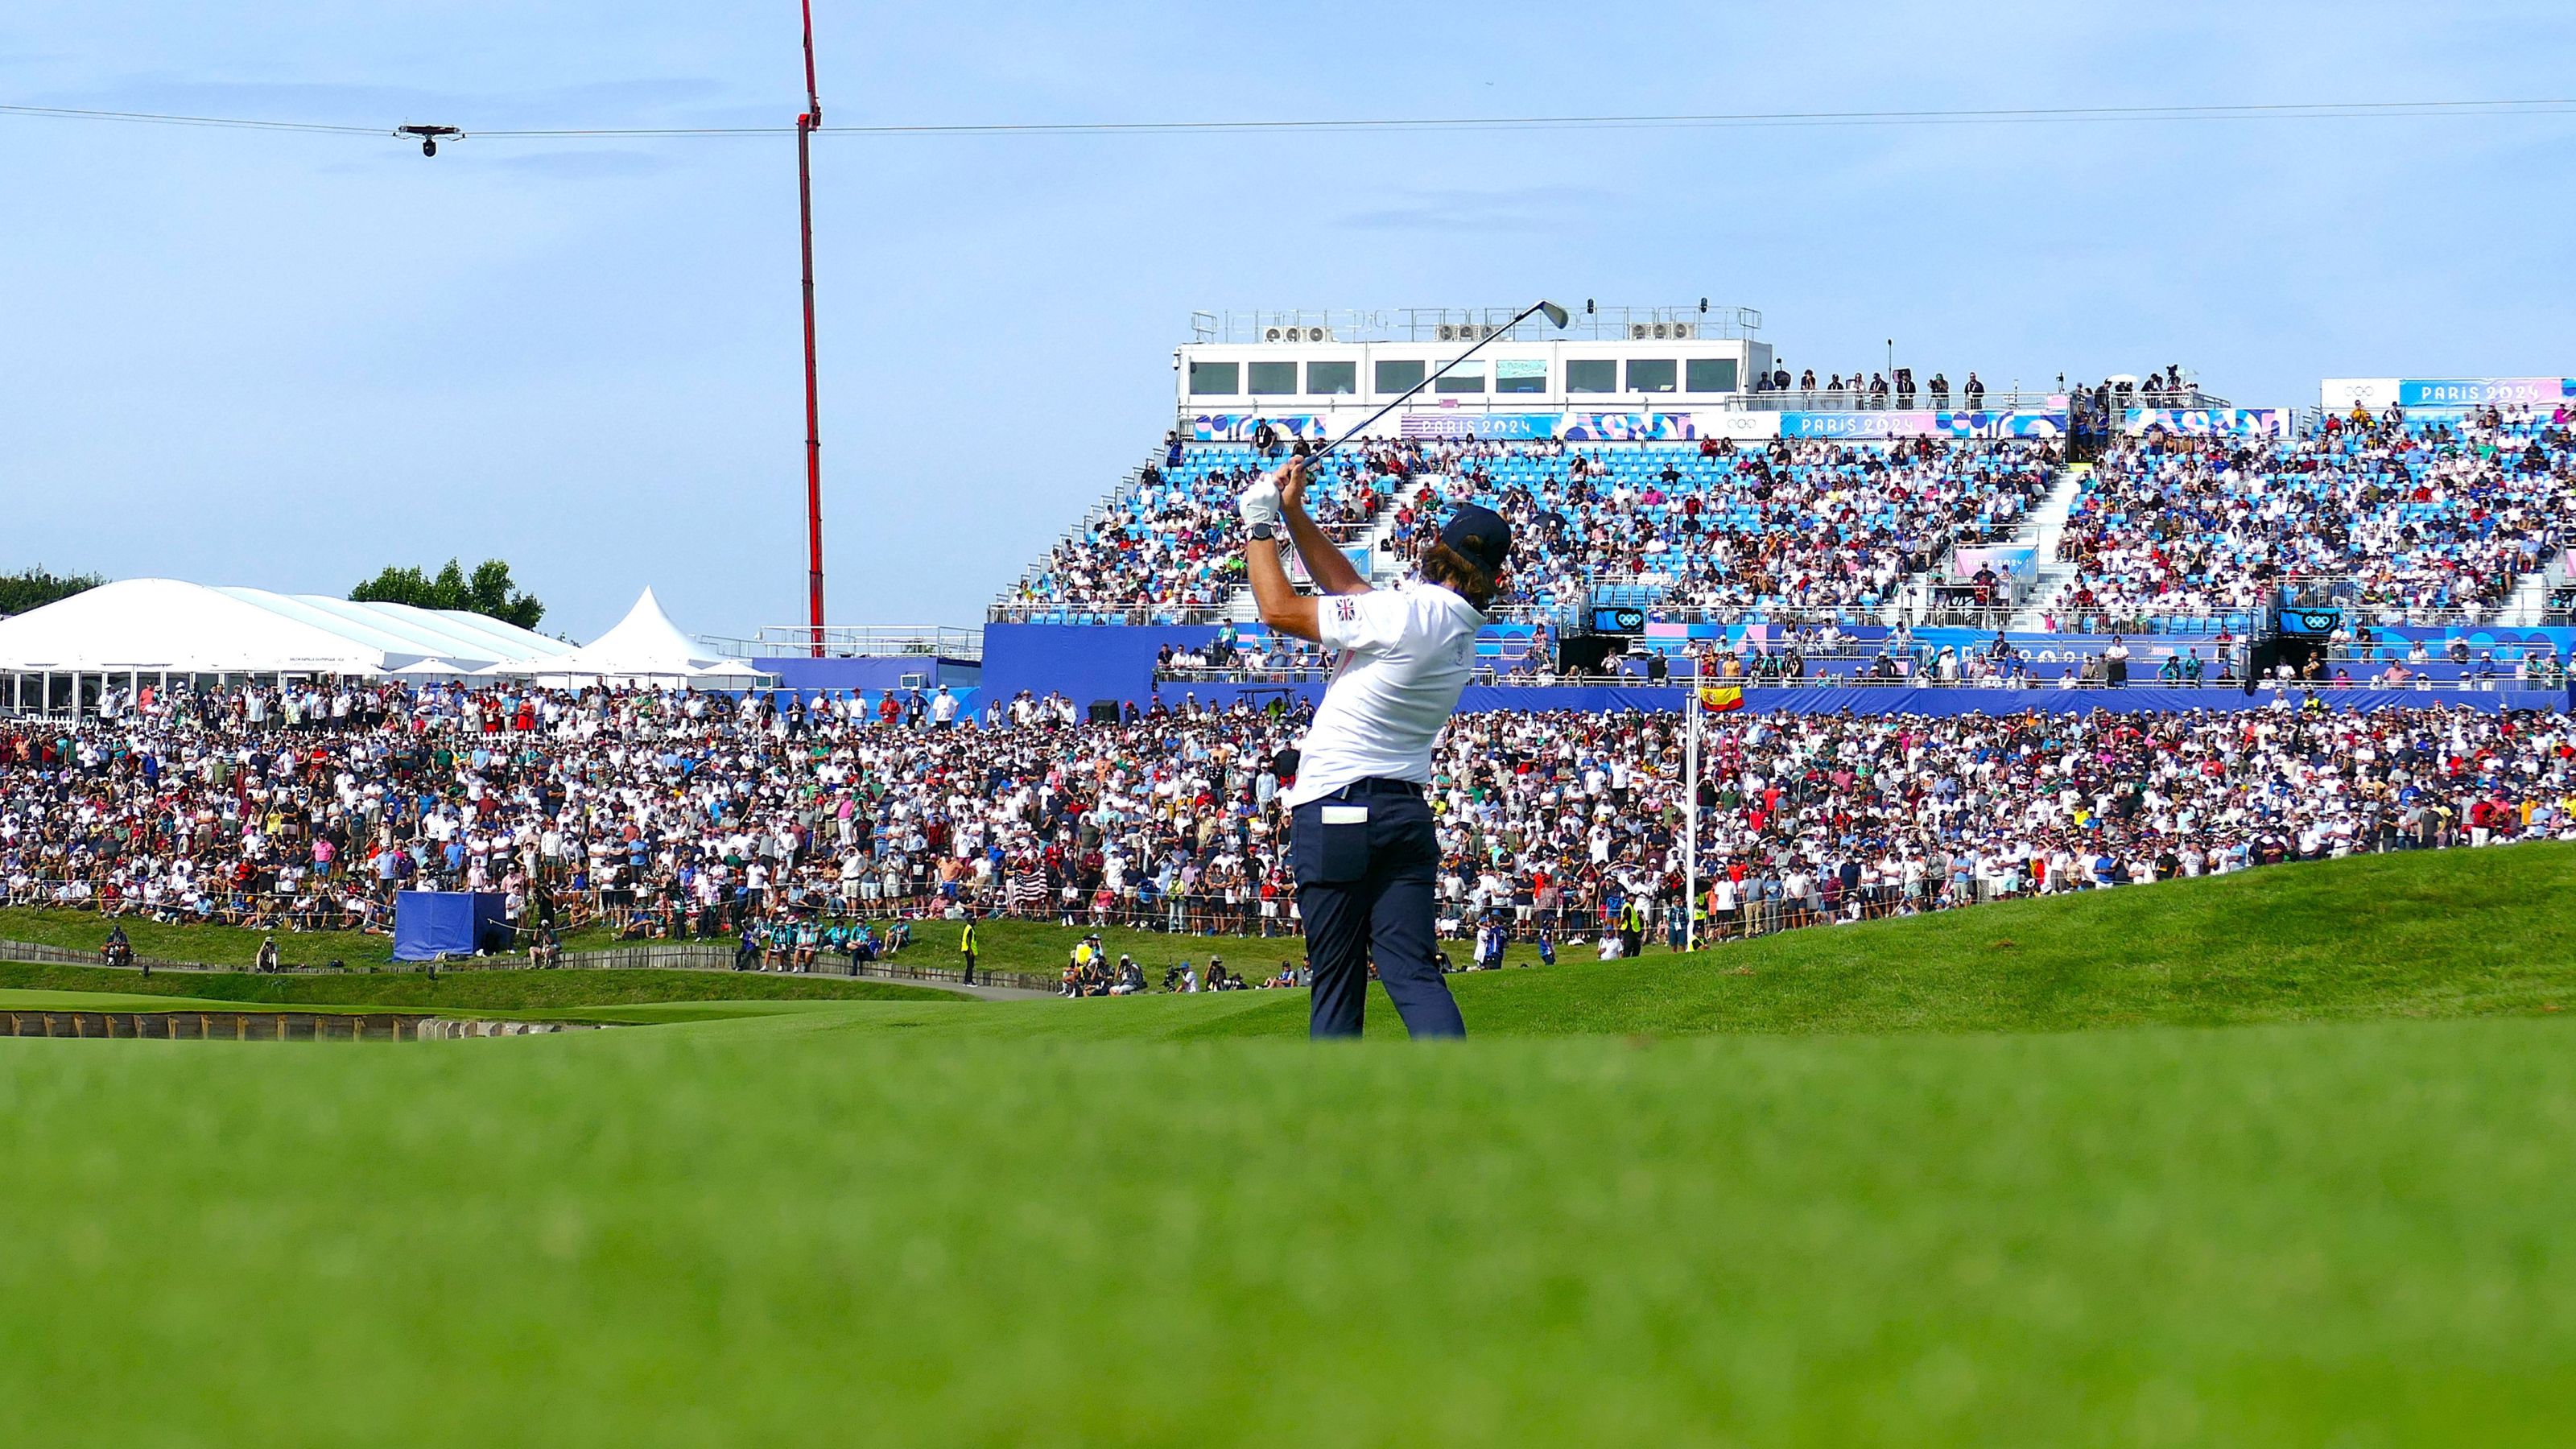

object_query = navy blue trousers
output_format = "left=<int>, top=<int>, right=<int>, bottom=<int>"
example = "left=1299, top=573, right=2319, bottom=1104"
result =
left=1293, top=783, right=1467, bottom=1040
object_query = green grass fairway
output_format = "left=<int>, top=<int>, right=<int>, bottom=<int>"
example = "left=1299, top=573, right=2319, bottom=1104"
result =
left=5, top=845, right=2575, bottom=1444
left=0, top=903, right=1551, bottom=978
left=2, top=1018, right=2572, bottom=1446
left=0, top=961, right=958, bottom=1012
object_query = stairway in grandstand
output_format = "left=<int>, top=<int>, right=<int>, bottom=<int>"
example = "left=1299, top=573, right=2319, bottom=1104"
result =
left=2007, top=463, right=2091, bottom=630
left=2500, top=570, right=2554, bottom=628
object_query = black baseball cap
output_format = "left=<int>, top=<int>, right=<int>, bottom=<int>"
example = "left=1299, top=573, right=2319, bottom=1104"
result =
left=1440, top=503, right=1513, bottom=576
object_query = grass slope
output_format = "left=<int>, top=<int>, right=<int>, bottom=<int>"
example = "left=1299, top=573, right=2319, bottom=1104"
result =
left=2, top=1017, right=2574, bottom=1445
left=651, top=842, right=2576, bottom=1043
left=0, top=906, right=1414, bottom=977
left=0, top=962, right=958, bottom=1011
left=0, top=906, right=630, bottom=971
left=12, top=844, right=2571, bottom=1034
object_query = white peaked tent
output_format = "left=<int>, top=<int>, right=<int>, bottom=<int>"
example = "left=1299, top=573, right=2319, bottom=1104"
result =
left=513, top=588, right=772, bottom=688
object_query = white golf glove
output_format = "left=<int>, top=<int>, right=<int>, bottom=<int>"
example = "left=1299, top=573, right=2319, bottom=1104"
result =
left=1236, top=476, right=1283, bottom=531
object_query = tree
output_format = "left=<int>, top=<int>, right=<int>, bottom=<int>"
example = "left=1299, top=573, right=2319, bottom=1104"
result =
left=349, top=558, right=546, bottom=629
left=0, top=566, right=104, bottom=617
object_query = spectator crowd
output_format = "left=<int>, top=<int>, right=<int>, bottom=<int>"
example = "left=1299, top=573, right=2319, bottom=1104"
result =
left=6, top=680, right=2573, bottom=961
left=2061, top=404, right=2574, bottom=628
left=1002, top=435, right=1421, bottom=621
left=1003, top=433, right=2060, bottom=625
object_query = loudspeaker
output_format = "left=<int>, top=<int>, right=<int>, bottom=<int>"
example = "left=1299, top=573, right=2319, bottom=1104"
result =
left=1088, top=700, right=1121, bottom=724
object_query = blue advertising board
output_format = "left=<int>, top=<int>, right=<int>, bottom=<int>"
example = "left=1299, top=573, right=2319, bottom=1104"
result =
left=2395, top=378, right=2576, bottom=410
left=1778, top=410, right=2067, bottom=440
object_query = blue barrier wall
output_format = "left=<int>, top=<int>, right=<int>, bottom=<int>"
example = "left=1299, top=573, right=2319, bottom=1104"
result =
left=1148, top=682, right=2570, bottom=717
left=753, top=655, right=980, bottom=691
left=990, top=621, right=2574, bottom=719
left=985, top=623, right=1220, bottom=710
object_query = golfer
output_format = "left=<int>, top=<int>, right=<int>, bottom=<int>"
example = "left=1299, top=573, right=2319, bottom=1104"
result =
left=1241, top=455, right=1512, bottom=1039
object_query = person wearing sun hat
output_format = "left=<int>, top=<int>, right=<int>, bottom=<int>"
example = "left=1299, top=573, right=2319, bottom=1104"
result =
left=1238, top=455, right=1513, bottom=1039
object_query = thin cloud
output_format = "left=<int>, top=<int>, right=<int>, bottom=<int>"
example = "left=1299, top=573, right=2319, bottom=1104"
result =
left=489, top=149, right=671, bottom=180
left=1337, top=184, right=1617, bottom=233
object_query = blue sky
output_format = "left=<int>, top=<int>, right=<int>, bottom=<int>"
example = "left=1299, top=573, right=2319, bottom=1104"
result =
left=5, top=2, right=2574, bottom=640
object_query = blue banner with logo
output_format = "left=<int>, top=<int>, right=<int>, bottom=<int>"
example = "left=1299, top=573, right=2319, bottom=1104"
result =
left=1563, top=412, right=1697, bottom=442
left=1779, top=409, right=2066, bottom=440
left=1396, top=412, right=1560, bottom=441
left=2124, top=407, right=2292, bottom=438
left=2396, top=378, right=2576, bottom=409
left=1191, top=414, right=1331, bottom=442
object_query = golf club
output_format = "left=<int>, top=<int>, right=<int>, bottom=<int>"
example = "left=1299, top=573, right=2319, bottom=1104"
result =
left=1293, top=298, right=1571, bottom=466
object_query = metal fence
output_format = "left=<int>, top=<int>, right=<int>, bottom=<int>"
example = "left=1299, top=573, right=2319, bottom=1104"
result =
left=987, top=601, right=1242, bottom=625
left=0, top=934, right=1057, bottom=993
left=0, top=938, right=209, bottom=972
left=696, top=626, right=984, bottom=662
left=555, top=943, right=1057, bottom=993
left=1187, top=304, right=1765, bottom=345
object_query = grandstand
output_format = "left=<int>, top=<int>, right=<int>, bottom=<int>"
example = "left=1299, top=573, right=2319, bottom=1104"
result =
left=965, top=307, right=2573, bottom=711
left=0, top=310, right=2566, bottom=722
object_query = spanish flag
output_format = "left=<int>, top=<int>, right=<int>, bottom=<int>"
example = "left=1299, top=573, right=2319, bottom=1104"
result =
left=1697, top=683, right=1744, bottom=713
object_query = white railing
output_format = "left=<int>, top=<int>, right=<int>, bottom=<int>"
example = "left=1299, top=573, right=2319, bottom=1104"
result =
left=699, top=626, right=983, bottom=661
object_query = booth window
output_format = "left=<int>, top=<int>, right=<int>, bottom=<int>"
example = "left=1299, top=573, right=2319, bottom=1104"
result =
left=1188, top=361, right=1240, bottom=395
left=1307, top=361, right=1357, bottom=394
left=1248, top=361, right=1297, bottom=395
left=1435, top=365, right=1486, bottom=394
left=1566, top=359, right=1617, bottom=393
left=1374, top=359, right=1426, bottom=393
left=1627, top=359, right=1678, bottom=393
left=1495, top=359, right=1547, bottom=394
left=1686, top=358, right=1740, bottom=393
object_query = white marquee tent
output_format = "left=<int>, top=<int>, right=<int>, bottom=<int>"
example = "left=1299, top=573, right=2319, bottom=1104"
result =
left=0, top=579, right=576, bottom=715
left=0, top=579, right=770, bottom=716
left=505, top=588, right=771, bottom=688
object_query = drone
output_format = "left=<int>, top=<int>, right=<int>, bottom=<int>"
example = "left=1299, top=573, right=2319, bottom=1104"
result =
left=395, top=123, right=463, bottom=157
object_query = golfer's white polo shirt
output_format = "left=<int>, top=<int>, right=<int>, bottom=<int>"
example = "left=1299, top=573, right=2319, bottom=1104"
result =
left=1284, top=581, right=1484, bottom=808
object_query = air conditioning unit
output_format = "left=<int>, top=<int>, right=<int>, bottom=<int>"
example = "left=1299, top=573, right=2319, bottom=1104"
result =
left=1302, top=325, right=1333, bottom=342
left=1630, top=322, right=1699, bottom=341
left=1629, top=323, right=1652, bottom=340
left=1438, top=323, right=1496, bottom=343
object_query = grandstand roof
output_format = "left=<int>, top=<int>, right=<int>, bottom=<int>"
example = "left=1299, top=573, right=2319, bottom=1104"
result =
left=0, top=579, right=574, bottom=675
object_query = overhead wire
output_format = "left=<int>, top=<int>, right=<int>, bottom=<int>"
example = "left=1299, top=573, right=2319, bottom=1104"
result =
left=0, top=102, right=384, bottom=134
left=4, top=96, right=2575, bottom=142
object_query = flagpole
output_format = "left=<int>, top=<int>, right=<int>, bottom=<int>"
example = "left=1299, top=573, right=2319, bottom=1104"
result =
left=1684, top=679, right=1699, bottom=954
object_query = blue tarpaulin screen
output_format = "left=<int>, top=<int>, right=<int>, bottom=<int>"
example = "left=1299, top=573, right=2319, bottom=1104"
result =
left=393, top=890, right=510, bottom=961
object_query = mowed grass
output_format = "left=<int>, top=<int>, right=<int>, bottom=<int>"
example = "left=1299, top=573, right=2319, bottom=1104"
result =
left=3, top=1016, right=2574, bottom=1445
left=6, top=845, right=2576, bottom=1444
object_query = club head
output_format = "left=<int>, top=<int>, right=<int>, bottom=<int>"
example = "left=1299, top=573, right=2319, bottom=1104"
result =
left=1537, top=300, right=1571, bottom=330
